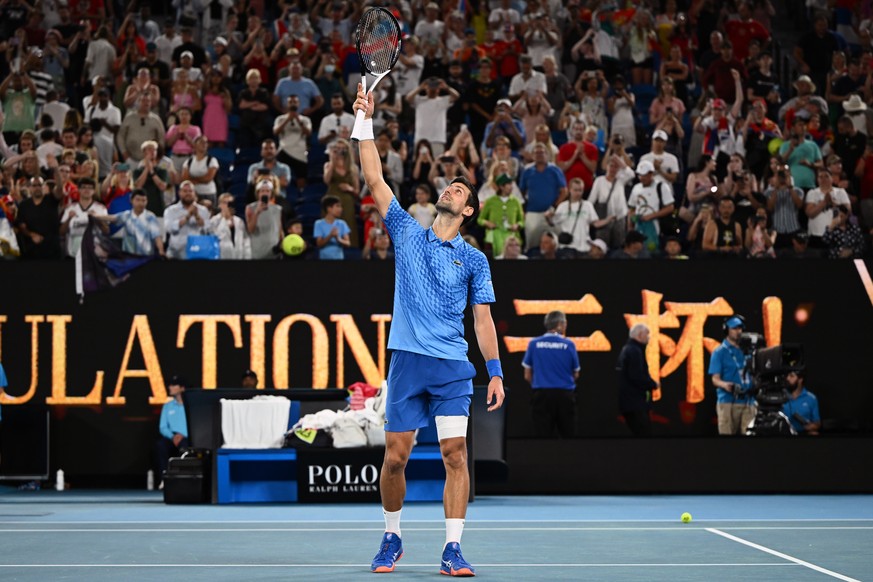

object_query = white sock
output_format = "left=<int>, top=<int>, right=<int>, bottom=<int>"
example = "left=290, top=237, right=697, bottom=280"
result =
left=383, top=508, right=402, bottom=538
left=445, top=518, right=465, bottom=546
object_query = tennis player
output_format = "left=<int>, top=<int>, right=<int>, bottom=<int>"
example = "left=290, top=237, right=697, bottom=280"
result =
left=353, top=83, right=506, bottom=577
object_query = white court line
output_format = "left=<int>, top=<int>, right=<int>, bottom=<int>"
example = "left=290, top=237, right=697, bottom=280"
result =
left=0, top=518, right=873, bottom=529
left=706, top=528, right=861, bottom=582
left=0, top=563, right=798, bottom=568
left=1, top=526, right=873, bottom=533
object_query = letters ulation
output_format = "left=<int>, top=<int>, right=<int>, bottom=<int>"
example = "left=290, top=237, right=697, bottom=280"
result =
left=0, top=298, right=782, bottom=407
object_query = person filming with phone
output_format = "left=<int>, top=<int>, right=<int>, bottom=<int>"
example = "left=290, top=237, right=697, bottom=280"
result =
left=245, top=178, right=283, bottom=259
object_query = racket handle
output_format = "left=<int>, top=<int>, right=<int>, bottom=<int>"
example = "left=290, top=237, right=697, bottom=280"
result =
left=351, top=75, right=373, bottom=142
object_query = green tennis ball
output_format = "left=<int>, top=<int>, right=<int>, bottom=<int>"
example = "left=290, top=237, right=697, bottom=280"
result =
left=281, top=234, right=305, bottom=256
left=681, top=512, right=692, bottom=523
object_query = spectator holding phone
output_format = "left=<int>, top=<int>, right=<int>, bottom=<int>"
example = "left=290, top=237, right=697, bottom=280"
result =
left=429, top=153, right=473, bottom=195
left=405, top=77, right=459, bottom=157
left=245, top=178, right=283, bottom=259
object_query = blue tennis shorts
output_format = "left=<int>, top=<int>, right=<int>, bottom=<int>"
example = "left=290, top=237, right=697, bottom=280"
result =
left=385, top=350, right=475, bottom=433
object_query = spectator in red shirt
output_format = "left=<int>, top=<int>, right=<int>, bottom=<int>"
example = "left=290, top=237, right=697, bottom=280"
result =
left=725, top=2, right=770, bottom=61
left=493, top=23, right=522, bottom=80
left=557, top=120, right=599, bottom=193
left=703, top=40, right=747, bottom=103
left=479, top=29, right=500, bottom=80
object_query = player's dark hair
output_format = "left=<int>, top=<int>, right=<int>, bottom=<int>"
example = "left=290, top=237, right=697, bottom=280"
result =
left=451, top=176, right=479, bottom=226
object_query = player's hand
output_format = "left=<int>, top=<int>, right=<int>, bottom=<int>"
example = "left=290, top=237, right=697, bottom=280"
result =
left=354, top=82, right=375, bottom=120
left=486, top=376, right=505, bottom=412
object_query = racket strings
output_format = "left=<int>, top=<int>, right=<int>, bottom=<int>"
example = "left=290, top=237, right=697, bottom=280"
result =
left=356, top=10, right=401, bottom=75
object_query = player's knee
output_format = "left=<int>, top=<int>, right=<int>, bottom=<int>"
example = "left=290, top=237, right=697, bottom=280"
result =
left=440, top=443, right=467, bottom=471
left=382, top=450, right=410, bottom=475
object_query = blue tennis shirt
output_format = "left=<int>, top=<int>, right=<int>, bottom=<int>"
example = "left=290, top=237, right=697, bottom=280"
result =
left=383, top=197, right=495, bottom=361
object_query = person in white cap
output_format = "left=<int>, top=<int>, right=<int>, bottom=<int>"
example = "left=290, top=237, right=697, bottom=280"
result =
left=638, top=129, right=679, bottom=184
left=587, top=238, right=608, bottom=259
left=778, top=75, right=828, bottom=123
left=172, top=50, right=203, bottom=85
left=841, top=94, right=870, bottom=136
left=628, top=160, right=675, bottom=251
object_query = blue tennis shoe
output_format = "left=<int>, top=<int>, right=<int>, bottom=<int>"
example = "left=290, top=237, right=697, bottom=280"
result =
left=440, top=541, right=475, bottom=577
left=371, top=532, right=403, bottom=573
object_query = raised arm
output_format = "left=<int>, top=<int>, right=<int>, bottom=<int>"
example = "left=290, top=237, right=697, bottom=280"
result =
left=353, top=83, right=394, bottom=218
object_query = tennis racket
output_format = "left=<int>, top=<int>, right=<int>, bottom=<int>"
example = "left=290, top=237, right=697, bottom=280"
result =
left=350, top=7, right=402, bottom=141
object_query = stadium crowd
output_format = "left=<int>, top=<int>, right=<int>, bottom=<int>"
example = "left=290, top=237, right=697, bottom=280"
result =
left=0, top=0, right=871, bottom=261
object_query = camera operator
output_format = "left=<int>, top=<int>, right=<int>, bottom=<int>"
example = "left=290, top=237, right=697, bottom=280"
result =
left=708, top=315, right=756, bottom=435
left=781, top=369, right=821, bottom=435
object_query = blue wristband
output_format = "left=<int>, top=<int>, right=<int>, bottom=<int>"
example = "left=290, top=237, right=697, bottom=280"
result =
left=486, top=359, right=503, bottom=379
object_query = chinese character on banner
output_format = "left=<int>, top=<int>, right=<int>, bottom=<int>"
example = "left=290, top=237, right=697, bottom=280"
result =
left=503, top=295, right=613, bottom=354
left=624, top=291, right=783, bottom=404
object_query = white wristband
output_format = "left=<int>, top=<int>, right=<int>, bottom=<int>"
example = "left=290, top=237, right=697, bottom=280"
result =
left=351, top=117, right=374, bottom=142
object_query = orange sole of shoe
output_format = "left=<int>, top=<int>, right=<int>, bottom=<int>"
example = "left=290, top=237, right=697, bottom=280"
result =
left=372, top=553, right=403, bottom=573
left=440, top=568, right=475, bottom=577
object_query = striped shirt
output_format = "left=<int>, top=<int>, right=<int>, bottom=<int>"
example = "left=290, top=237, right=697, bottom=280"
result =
left=764, top=186, right=802, bottom=234
left=27, top=70, right=53, bottom=109
left=114, top=208, right=162, bottom=256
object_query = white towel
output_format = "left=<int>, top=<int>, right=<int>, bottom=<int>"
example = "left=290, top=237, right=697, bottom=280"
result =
left=294, top=408, right=339, bottom=431
left=220, top=396, right=290, bottom=449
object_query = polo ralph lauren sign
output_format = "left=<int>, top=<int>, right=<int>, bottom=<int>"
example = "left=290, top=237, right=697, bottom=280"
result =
left=296, top=448, right=383, bottom=502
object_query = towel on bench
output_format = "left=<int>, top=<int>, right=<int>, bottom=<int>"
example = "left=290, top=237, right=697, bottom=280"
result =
left=221, top=396, right=290, bottom=449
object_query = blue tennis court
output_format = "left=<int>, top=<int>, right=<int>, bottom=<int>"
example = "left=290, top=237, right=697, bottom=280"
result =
left=1, top=490, right=870, bottom=581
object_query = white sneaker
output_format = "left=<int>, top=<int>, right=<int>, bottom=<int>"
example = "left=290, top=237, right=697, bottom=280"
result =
left=158, top=480, right=164, bottom=491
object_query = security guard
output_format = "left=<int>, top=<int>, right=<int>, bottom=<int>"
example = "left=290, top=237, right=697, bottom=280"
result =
left=522, top=311, right=580, bottom=437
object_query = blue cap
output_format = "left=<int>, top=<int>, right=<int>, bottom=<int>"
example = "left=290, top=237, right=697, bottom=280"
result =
left=725, top=316, right=745, bottom=329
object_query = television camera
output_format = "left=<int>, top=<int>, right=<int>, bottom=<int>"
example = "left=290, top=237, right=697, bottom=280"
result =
left=739, top=334, right=805, bottom=436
